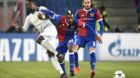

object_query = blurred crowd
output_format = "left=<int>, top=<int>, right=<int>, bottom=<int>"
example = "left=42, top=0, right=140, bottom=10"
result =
left=135, top=0, right=140, bottom=32
left=0, top=0, right=140, bottom=33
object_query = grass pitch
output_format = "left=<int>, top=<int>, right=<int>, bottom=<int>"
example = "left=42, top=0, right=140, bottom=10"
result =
left=0, top=61, right=139, bottom=78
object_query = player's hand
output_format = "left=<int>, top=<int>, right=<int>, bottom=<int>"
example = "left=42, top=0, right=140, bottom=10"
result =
left=95, top=35, right=102, bottom=44
left=12, top=22, right=20, bottom=31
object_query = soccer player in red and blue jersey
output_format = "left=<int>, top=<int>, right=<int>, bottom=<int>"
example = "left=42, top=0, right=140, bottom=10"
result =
left=40, top=8, right=102, bottom=77
left=74, top=0, right=104, bottom=78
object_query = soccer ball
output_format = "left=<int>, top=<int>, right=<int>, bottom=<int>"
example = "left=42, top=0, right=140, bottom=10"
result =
left=113, top=71, right=125, bottom=78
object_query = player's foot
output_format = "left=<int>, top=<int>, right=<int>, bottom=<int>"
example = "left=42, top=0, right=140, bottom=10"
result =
left=60, top=74, right=67, bottom=78
left=74, top=66, right=80, bottom=74
left=64, top=74, right=68, bottom=78
left=70, top=71, right=75, bottom=77
left=90, top=70, right=96, bottom=78
left=56, top=53, right=64, bottom=63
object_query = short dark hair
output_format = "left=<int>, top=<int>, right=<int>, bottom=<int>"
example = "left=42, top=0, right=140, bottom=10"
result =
left=66, top=10, right=73, bottom=15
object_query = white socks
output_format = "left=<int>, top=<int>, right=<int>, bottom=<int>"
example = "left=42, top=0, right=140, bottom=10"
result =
left=41, top=40, right=63, bottom=74
left=50, top=56, right=64, bottom=74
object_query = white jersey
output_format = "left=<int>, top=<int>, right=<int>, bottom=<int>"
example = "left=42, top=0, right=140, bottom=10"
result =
left=22, top=11, right=55, bottom=33
left=22, top=10, right=58, bottom=49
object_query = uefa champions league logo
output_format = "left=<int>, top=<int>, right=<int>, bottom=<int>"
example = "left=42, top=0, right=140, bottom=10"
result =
left=113, top=71, right=125, bottom=78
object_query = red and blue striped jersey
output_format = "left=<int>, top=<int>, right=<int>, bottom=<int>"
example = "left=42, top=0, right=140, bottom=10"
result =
left=75, top=8, right=104, bottom=36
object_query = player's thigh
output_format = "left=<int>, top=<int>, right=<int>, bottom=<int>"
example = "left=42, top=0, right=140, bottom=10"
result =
left=39, top=31, right=59, bottom=49
left=43, top=25, right=58, bottom=37
left=76, top=36, right=86, bottom=48
left=67, top=39, right=74, bottom=52
left=39, top=26, right=57, bottom=41
left=56, top=42, right=68, bottom=55
left=48, top=37, right=59, bottom=49
left=87, top=41, right=96, bottom=53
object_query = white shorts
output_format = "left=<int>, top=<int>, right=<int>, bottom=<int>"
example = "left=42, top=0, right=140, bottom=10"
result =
left=39, top=25, right=58, bottom=49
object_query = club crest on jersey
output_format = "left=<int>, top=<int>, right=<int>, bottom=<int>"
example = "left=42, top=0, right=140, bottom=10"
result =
left=62, top=24, right=65, bottom=26
left=90, top=12, right=94, bottom=17
left=71, top=25, right=75, bottom=30
left=81, top=14, right=85, bottom=17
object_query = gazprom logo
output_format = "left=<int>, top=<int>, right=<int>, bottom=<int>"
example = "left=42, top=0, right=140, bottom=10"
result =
left=108, top=36, right=140, bottom=57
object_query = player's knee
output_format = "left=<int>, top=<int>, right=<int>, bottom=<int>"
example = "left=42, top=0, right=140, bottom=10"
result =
left=73, top=45, right=79, bottom=52
left=47, top=50, right=55, bottom=57
left=89, top=47, right=96, bottom=53
left=69, top=49, right=73, bottom=53
left=74, top=48, right=78, bottom=52
left=36, top=36, right=44, bottom=44
left=68, top=45, right=73, bottom=52
left=69, top=50, right=73, bottom=53
left=69, top=48, right=73, bottom=53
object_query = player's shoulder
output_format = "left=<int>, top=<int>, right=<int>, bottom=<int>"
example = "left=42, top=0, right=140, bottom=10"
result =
left=75, top=8, right=87, bottom=16
left=26, top=13, right=32, bottom=20
left=26, top=11, right=39, bottom=20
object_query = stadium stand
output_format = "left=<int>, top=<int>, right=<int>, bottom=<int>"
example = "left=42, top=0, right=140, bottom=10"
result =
left=97, top=0, right=138, bottom=32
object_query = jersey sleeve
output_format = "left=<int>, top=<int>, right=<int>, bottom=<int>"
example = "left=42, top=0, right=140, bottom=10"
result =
left=96, top=10, right=104, bottom=35
left=40, top=6, right=61, bottom=22
left=51, top=14, right=61, bottom=23
left=96, top=10, right=103, bottom=21
left=22, top=16, right=31, bottom=32
left=39, top=6, right=54, bottom=17
left=74, top=19, right=97, bottom=36
left=73, top=18, right=84, bottom=28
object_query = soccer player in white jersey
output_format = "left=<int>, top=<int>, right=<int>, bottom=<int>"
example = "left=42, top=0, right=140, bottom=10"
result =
left=14, top=2, right=66, bottom=78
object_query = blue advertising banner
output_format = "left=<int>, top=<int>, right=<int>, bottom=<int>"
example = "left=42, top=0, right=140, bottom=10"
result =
left=0, top=33, right=49, bottom=61
left=1, top=33, right=140, bottom=61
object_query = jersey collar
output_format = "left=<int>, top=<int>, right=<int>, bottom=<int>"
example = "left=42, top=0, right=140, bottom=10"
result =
left=83, top=8, right=92, bottom=12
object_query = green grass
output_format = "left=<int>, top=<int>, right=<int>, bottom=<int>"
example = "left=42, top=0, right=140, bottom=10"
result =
left=0, top=61, right=140, bottom=78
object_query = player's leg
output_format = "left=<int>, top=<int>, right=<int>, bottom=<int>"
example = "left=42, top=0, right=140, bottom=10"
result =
left=56, top=42, right=68, bottom=78
left=67, top=39, right=75, bottom=76
left=68, top=44, right=80, bottom=76
left=36, top=35, right=64, bottom=62
left=73, top=36, right=85, bottom=75
left=36, top=36, right=57, bottom=55
left=47, top=36, right=67, bottom=77
left=36, top=36, right=65, bottom=78
left=87, top=41, right=96, bottom=78
left=47, top=51, right=68, bottom=78
left=73, top=45, right=80, bottom=75
left=47, top=50, right=64, bottom=75
left=68, top=39, right=80, bottom=69
left=39, top=25, right=64, bottom=61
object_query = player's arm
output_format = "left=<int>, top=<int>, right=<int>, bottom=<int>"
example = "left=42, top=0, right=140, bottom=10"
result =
left=96, top=10, right=104, bottom=36
left=85, top=23, right=102, bottom=43
left=14, top=16, right=31, bottom=32
left=74, top=19, right=96, bottom=35
left=75, top=19, right=102, bottom=43
left=39, top=6, right=61, bottom=22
